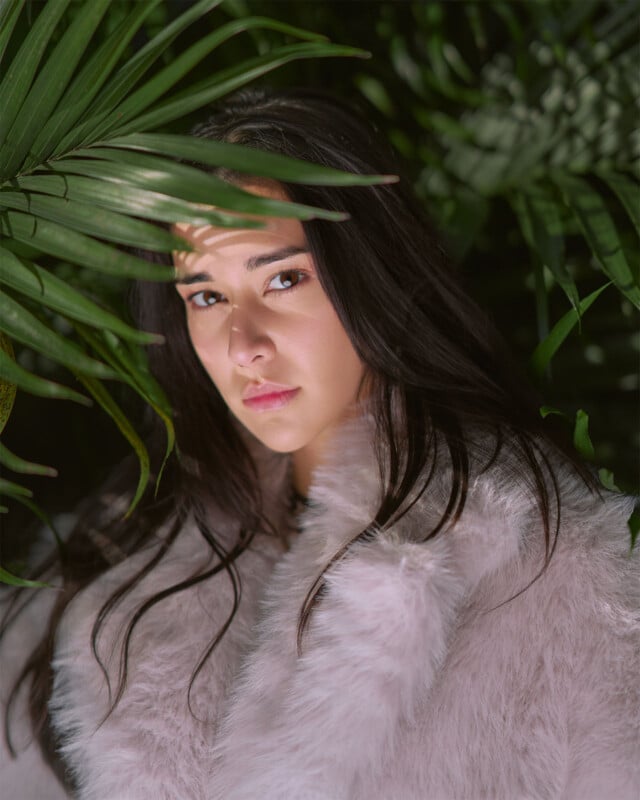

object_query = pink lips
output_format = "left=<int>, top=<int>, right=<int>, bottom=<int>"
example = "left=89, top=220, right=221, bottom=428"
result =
left=242, top=382, right=300, bottom=412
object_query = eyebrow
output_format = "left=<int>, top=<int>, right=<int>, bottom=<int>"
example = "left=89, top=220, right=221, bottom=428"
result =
left=174, top=245, right=309, bottom=285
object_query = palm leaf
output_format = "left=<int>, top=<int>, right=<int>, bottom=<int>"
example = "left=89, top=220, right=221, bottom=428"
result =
left=14, top=173, right=259, bottom=228
left=0, top=0, right=25, bottom=67
left=62, top=0, right=224, bottom=140
left=48, top=153, right=349, bottom=221
left=75, top=375, right=150, bottom=515
left=530, top=283, right=611, bottom=377
left=25, top=0, right=163, bottom=167
left=0, top=191, right=187, bottom=251
left=0, top=566, right=49, bottom=589
left=0, top=0, right=70, bottom=150
left=0, top=331, right=16, bottom=433
left=0, top=441, right=57, bottom=477
left=0, top=248, right=161, bottom=344
left=0, top=211, right=176, bottom=280
left=109, top=42, right=369, bottom=137
left=554, top=174, right=640, bottom=308
left=0, top=348, right=90, bottom=404
left=105, top=134, right=396, bottom=186
left=0, top=0, right=112, bottom=179
left=0, top=291, right=117, bottom=379
left=102, top=17, right=328, bottom=136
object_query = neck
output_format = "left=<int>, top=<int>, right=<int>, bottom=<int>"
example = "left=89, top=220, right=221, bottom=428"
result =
left=292, top=447, right=315, bottom=497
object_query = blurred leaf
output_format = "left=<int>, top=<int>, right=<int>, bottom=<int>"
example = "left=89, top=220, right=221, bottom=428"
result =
left=0, top=566, right=48, bottom=588
left=554, top=174, right=640, bottom=308
left=596, top=171, right=640, bottom=238
left=540, top=405, right=566, bottom=420
left=105, top=133, right=397, bottom=186
left=0, top=441, right=57, bottom=477
left=75, top=375, right=149, bottom=515
left=572, top=408, right=595, bottom=460
left=0, top=330, right=16, bottom=434
left=0, top=291, right=117, bottom=379
left=0, top=248, right=161, bottom=345
left=530, top=283, right=610, bottom=377
left=0, top=348, right=91, bottom=404
left=598, top=468, right=620, bottom=492
left=515, top=187, right=579, bottom=310
left=0, top=477, right=32, bottom=498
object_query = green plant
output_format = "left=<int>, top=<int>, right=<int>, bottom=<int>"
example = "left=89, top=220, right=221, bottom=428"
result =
left=384, top=1, right=640, bottom=490
left=0, top=0, right=390, bottom=583
left=245, top=0, right=638, bottom=489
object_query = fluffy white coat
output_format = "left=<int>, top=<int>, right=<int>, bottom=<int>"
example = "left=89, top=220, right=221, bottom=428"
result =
left=2, top=422, right=639, bottom=799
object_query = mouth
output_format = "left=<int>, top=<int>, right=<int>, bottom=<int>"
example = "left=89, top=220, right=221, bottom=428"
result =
left=242, top=382, right=300, bottom=412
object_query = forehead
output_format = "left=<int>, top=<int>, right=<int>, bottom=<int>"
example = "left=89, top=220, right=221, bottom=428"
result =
left=172, top=216, right=308, bottom=273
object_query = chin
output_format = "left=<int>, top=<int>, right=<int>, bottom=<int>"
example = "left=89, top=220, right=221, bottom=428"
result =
left=235, top=419, right=307, bottom=455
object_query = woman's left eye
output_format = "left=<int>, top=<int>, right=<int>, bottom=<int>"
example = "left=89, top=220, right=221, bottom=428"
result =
left=267, top=270, right=306, bottom=292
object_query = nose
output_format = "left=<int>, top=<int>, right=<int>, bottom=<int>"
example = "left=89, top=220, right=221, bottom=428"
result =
left=227, top=307, right=275, bottom=368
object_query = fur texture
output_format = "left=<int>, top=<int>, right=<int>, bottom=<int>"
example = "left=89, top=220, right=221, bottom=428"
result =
left=2, top=421, right=639, bottom=799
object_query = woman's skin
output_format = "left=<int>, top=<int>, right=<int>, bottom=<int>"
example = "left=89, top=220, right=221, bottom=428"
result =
left=173, top=185, right=365, bottom=496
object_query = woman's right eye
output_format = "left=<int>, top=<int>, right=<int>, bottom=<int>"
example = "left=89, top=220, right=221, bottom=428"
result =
left=189, top=289, right=225, bottom=309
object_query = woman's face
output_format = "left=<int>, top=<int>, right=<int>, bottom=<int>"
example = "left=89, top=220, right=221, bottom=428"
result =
left=173, top=186, right=365, bottom=472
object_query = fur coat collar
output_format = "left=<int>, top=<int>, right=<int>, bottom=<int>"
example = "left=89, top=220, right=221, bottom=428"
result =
left=42, top=420, right=639, bottom=799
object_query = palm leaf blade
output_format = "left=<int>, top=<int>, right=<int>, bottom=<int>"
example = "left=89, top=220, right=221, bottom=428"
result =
left=27, top=0, right=163, bottom=166
left=0, top=348, right=90, bottom=404
left=0, top=0, right=71, bottom=148
left=0, top=210, right=175, bottom=280
left=109, top=42, right=369, bottom=137
left=51, top=154, right=348, bottom=221
left=110, top=17, right=328, bottom=133
left=0, top=247, right=161, bottom=345
left=0, top=0, right=112, bottom=178
left=530, top=283, right=611, bottom=377
left=0, top=292, right=117, bottom=379
left=75, top=375, right=149, bottom=515
left=0, top=190, right=187, bottom=251
left=0, top=441, right=57, bottom=477
left=106, top=134, right=396, bottom=186
left=14, top=173, right=254, bottom=227
left=554, top=174, right=640, bottom=308
left=0, top=0, right=26, bottom=68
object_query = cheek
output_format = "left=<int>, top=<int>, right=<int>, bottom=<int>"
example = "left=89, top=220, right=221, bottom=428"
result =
left=305, top=307, right=364, bottom=393
left=186, top=318, right=226, bottom=384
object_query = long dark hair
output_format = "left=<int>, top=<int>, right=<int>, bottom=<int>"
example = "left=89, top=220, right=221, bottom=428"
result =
left=3, top=86, right=592, bottom=766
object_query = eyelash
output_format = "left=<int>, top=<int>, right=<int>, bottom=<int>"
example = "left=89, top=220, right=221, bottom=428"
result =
left=187, top=269, right=309, bottom=311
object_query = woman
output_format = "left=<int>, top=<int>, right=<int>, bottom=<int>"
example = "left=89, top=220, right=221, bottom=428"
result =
left=1, top=87, right=638, bottom=799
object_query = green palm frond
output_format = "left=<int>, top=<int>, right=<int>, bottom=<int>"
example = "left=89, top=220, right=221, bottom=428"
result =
left=0, top=0, right=388, bottom=578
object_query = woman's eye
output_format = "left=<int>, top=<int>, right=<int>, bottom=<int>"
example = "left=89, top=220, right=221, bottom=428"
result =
left=267, top=270, right=305, bottom=291
left=189, top=289, right=224, bottom=309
